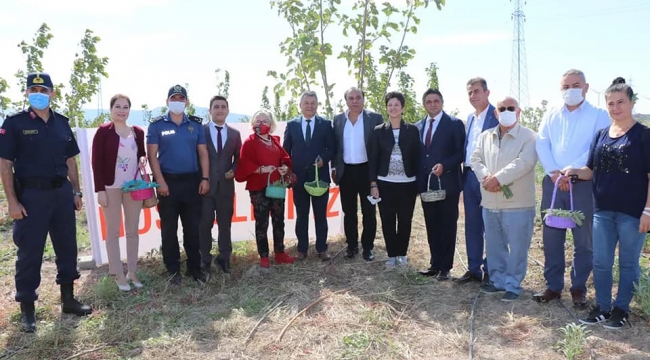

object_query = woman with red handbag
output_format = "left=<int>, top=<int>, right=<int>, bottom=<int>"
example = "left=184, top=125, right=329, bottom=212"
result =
left=91, top=94, right=146, bottom=291
left=235, top=110, right=297, bottom=268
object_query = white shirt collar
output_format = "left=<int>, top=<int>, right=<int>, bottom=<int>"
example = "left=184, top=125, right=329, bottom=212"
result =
left=474, top=105, right=489, bottom=121
left=426, top=111, right=443, bottom=122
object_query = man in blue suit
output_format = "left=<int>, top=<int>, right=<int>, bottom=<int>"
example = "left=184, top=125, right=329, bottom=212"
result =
left=416, top=88, right=466, bottom=281
left=458, top=77, right=499, bottom=284
left=283, top=91, right=337, bottom=261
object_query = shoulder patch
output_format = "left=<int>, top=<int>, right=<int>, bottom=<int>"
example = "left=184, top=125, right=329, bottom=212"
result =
left=188, top=115, right=203, bottom=123
left=150, top=115, right=164, bottom=124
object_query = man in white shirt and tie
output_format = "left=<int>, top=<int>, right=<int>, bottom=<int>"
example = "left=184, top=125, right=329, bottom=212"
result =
left=199, top=95, right=241, bottom=274
left=533, top=69, right=610, bottom=307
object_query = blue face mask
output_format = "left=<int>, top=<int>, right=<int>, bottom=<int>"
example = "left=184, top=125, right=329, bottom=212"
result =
left=28, top=92, right=51, bottom=110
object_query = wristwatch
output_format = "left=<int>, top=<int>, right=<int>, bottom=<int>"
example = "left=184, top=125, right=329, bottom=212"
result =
left=74, top=191, right=83, bottom=198
left=201, top=177, right=210, bottom=181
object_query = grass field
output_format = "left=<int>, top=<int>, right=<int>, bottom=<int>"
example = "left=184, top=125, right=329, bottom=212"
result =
left=1, top=177, right=650, bottom=360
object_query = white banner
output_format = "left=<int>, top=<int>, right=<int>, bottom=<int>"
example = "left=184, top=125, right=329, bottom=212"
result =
left=77, top=122, right=343, bottom=265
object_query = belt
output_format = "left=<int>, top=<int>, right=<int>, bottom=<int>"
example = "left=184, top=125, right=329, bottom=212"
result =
left=161, top=172, right=199, bottom=181
left=18, top=177, right=66, bottom=189
left=345, top=162, right=368, bottom=167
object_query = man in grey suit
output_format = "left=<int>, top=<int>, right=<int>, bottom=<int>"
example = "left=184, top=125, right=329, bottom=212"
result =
left=199, top=95, right=241, bottom=274
left=332, top=87, right=384, bottom=261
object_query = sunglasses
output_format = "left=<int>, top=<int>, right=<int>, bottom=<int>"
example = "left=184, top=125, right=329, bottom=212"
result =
left=498, top=106, right=516, bottom=112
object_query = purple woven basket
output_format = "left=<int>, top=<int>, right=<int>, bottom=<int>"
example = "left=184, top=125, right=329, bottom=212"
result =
left=544, top=175, right=577, bottom=229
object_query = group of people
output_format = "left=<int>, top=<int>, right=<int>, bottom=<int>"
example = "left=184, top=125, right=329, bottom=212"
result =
left=0, top=69, right=647, bottom=333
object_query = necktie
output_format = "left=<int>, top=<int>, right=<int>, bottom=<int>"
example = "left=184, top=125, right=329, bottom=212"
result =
left=305, top=119, right=312, bottom=146
left=216, top=126, right=223, bottom=153
left=425, top=118, right=434, bottom=149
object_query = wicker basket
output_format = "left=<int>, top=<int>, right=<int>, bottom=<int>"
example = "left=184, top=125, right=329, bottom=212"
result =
left=265, top=171, right=287, bottom=199
left=304, top=162, right=329, bottom=197
left=543, top=175, right=577, bottom=229
left=420, top=173, right=446, bottom=202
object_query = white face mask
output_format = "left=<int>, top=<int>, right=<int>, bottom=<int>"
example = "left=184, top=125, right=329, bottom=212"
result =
left=562, top=88, right=584, bottom=106
left=498, top=110, right=517, bottom=127
left=168, top=101, right=186, bottom=115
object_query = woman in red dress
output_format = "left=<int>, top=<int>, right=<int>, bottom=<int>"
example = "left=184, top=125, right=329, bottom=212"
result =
left=235, top=110, right=297, bottom=268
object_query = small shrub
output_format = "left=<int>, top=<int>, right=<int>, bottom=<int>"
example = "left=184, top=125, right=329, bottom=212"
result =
left=554, top=323, right=590, bottom=360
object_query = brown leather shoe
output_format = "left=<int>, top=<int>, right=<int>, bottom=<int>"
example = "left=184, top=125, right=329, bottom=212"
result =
left=318, top=252, right=331, bottom=261
left=532, top=289, right=561, bottom=303
left=296, top=252, right=308, bottom=261
left=570, top=289, right=587, bottom=308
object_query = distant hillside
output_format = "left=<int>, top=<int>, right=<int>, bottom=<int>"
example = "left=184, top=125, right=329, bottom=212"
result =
left=82, top=107, right=250, bottom=126
left=634, top=113, right=650, bottom=124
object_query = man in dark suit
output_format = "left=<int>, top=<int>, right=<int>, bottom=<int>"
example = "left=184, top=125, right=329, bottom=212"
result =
left=332, top=87, right=384, bottom=261
left=283, top=91, right=337, bottom=261
left=458, top=77, right=499, bottom=284
left=199, top=95, right=241, bottom=274
left=416, top=88, right=466, bottom=281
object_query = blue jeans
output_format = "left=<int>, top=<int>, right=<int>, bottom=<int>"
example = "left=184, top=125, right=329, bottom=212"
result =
left=593, top=211, right=647, bottom=312
left=483, top=207, right=535, bottom=295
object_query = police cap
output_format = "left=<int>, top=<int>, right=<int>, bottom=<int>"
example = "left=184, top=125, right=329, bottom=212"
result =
left=168, top=84, right=188, bottom=99
left=26, top=72, right=54, bottom=90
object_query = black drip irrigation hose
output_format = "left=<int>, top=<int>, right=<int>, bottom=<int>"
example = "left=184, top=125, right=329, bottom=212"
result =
left=455, top=247, right=481, bottom=360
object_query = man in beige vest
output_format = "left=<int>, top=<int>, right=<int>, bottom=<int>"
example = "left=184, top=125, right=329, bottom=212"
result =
left=470, top=96, right=537, bottom=301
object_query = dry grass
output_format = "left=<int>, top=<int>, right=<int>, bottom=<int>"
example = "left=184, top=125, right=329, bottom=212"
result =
left=1, top=180, right=650, bottom=360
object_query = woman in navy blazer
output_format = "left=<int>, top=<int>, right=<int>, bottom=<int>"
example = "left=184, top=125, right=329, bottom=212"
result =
left=368, top=91, right=422, bottom=269
left=91, top=94, right=146, bottom=291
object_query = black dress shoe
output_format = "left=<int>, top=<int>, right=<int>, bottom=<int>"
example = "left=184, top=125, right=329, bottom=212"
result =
left=20, top=302, right=36, bottom=333
left=454, top=271, right=482, bottom=284
left=437, top=271, right=451, bottom=281
left=215, top=257, right=232, bottom=274
left=418, top=268, right=440, bottom=277
left=345, top=247, right=359, bottom=259
left=362, top=250, right=375, bottom=261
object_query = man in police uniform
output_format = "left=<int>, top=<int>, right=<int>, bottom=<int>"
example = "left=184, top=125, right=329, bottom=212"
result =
left=0, top=73, right=93, bottom=333
left=147, top=85, right=210, bottom=285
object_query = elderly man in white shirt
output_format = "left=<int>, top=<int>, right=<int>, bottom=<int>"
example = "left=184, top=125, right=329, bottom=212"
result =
left=470, top=96, right=537, bottom=302
left=534, top=69, right=611, bottom=307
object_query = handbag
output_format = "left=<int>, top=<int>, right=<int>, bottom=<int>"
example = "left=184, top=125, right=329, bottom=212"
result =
left=544, top=176, right=576, bottom=229
left=420, top=173, right=446, bottom=202
left=265, top=171, right=288, bottom=199
left=130, top=165, right=158, bottom=208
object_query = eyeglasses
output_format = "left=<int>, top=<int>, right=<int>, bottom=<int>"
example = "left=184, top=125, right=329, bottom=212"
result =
left=498, top=106, right=516, bottom=112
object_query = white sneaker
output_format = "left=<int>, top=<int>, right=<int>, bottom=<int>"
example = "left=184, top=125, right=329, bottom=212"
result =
left=385, top=257, right=396, bottom=269
left=396, top=256, right=408, bottom=266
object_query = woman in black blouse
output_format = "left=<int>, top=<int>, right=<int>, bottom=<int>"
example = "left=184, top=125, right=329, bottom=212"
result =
left=566, top=78, right=650, bottom=329
left=368, top=92, right=422, bottom=269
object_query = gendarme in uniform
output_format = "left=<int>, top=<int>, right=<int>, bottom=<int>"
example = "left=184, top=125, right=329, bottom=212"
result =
left=146, top=84, right=209, bottom=284
left=0, top=72, right=92, bottom=333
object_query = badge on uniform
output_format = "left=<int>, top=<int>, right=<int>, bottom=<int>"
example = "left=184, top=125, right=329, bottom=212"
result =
left=0, top=129, right=5, bottom=135
left=22, top=129, right=38, bottom=135
left=161, top=130, right=176, bottom=136
left=188, top=125, right=194, bottom=134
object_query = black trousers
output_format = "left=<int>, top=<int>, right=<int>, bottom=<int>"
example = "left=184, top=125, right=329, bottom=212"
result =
left=250, top=190, right=286, bottom=257
left=339, top=163, right=377, bottom=251
left=158, top=173, right=202, bottom=275
left=13, top=180, right=80, bottom=302
left=377, top=180, right=417, bottom=257
left=199, top=189, right=234, bottom=267
left=422, top=191, right=460, bottom=272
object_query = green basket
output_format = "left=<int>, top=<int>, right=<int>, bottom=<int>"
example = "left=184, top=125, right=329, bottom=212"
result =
left=265, top=171, right=287, bottom=199
left=304, top=162, right=329, bottom=197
